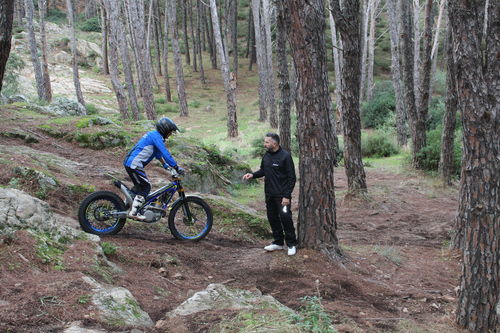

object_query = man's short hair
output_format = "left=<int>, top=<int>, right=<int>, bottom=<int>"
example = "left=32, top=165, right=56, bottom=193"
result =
left=265, top=132, right=280, bottom=144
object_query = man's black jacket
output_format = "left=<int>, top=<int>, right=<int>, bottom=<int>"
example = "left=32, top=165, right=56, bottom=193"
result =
left=252, top=147, right=296, bottom=199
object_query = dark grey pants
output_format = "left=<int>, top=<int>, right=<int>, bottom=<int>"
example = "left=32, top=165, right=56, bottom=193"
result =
left=265, top=196, right=297, bottom=247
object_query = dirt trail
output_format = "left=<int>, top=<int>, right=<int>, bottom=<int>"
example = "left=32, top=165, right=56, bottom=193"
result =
left=0, top=117, right=464, bottom=332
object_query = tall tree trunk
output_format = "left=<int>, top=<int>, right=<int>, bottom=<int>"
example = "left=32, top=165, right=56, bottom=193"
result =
left=365, top=0, right=380, bottom=101
left=400, top=0, right=424, bottom=168
left=438, top=25, right=457, bottom=186
left=387, top=0, right=407, bottom=146
left=262, top=0, right=277, bottom=128
left=154, top=0, right=163, bottom=76
left=126, top=0, right=156, bottom=119
left=276, top=0, right=291, bottom=152
left=124, top=6, right=143, bottom=99
left=251, top=0, right=267, bottom=122
left=103, top=0, right=129, bottom=119
left=146, top=0, right=160, bottom=90
left=196, top=0, right=206, bottom=84
left=100, top=6, right=109, bottom=75
left=279, top=0, right=341, bottom=260
left=328, top=10, right=343, bottom=136
left=416, top=0, right=434, bottom=141
left=248, top=8, right=256, bottom=71
left=182, top=0, right=190, bottom=66
left=246, top=6, right=252, bottom=58
left=428, top=0, right=445, bottom=106
left=202, top=4, right=215, bottom=68
left=359, top=0, right=370, bottom=103
left=38, top=0, right=52, bottom=102
left=85, top=0, right=98, bottom=19
left=230, top=0, right=238, bottom=76
left=24, top=0, right=47, bottom=101
left=163, top=5, right=173, bottom=101
left=13, top=0, right=24, bottom=27
left=116, top=4, right=140, bottom=120
left=166, top=0, right=189, bottom=117
left=66, top=0, right=85, bottom=105
left=331, top=0, right=368, bottom=194
left=207, top=5, right=217, bottom=69
left=188, top=0, right=197, bottom=72
left=449, top=0, right=499, bottom=331
left=0, top=0, right=14, bottom=95
left=413, top=0, right=421, bottom=93
left=209, top=0, right=238, bottom=138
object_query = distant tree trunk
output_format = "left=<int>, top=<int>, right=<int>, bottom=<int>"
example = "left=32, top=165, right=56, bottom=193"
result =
left=428, top=0, right=445, bottom=106
left=246, top=6, right=252, bottom=58
left=262, top=0, right=277, bottom=128
left=66, top=0, right=85, bottom=105
left=400, top=0, right=424, bottom=168
left=166, top=0, right=189, bottom=117
left=126, top=0, right=156, bottom=119
left=38, top=0, right=52, bottom=102
left=449, top=0, right=499, bottom=331
left=203, top=4, right=215, bottom=68
left=279, top=0, right=341, bottom=260
left=162, top=7, right=173, bottom=102
left=188, top=0, right=197, bottom=72
left=154, top=0, right=163, bottom=76
left=196, top=0, right=206, bottom=84
left=413, top=0, right=421, bottom=92
left=146, top=0, right=160, bottom=90
left=230, top=0, right=238, bottom=75
left=0, top=0, right=14, bottom=95
left=387, top=0, right=407, bottom=146
left=182, top=0, right=190, bottom=66
left=328, top=10, right=343, bottom=135
left=276, top=0, right=291, bottom=152
left=359, top=0, right=370, bottom=103
left=13, top=0, right=23, bottom=27
left=85, top=0, right=98, bottom=19
left=251, top=0, right=267, bottom=122
left=209, top=0, right=238, bottom=137
left=100, top=5, right=109, bottom=75
left=331, top=0, right=368, bottom=194
left=25, top=0, right=47, bottom=101
left=416, top=0, right=434, bottom=140
left=365, top=0, right=380, bottom=101
left=116, top=4, right=140, bottom=120
left=248, top=9, right=256, bottom=71
left=438, top=25, right=457, bottom=186
left=103, top=0, right=129, bottom=119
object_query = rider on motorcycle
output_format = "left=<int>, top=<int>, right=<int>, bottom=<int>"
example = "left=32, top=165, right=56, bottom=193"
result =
left=123, top=117, right=184, bottom=220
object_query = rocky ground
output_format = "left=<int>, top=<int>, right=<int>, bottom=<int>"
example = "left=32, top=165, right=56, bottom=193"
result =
left=0, top=103, right=466, bottom=333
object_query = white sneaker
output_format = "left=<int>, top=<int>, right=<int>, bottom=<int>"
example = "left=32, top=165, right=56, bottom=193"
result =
left=287, top=246, right=297, bottom=256
left=264, top=244, right=284, bottom=252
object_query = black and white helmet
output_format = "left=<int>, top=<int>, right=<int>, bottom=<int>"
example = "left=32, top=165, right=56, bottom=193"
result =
left=156, top=117, right=179, bottom=138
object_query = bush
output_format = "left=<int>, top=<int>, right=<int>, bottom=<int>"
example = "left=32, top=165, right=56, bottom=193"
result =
left=250, top=137, right=266, bottom=158
left=1, top=53, right=25, bottom=97
left=361, top=81, right=395, bottom=128
left=416, top=127, right=462, bottom=174
left=78, top=17, right=101, bottom=32
left=156, top=103, right=178, bottom=114
left=362, top=131, right=399, bottom=158
left=85, top=103, right=98, bottom=115
left=46, top=8, right=67, bottom=24
left=155, top=97, right=166, bottom=104
left=427, top=97, right=446, bottom=131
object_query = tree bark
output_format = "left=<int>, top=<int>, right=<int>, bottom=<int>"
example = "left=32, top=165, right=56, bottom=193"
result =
left=38, top=0, right=52, bottom=102
left=209, top=0, right=238, bottom=138
left=328, top=10, right=343, bottom=136
left=365, top=0, right=380, bottom=101
left=413, top=0, right=421, bottom=92
left=428, top=0, right=445, bottom=106
left=207, top=5, right=217, bottom=69
left=275, top=0, right=291, bottom=152
left=331, top=0, right=368, bottom=194
left=103, top=0, right=129, bottom=119
left=146, top=0, right=160, bottom=90
left=438, top=24, right=457, bottom=186
left=24, top=0, right=47, bottom=101
left=126, top=0, right=156, bottom=119
left=66, top=0, right=85, bottom=106
left=230, top=0, right=238, bottom=76
left=251, top=0, right=267, bottom=122
left=449, top=1, right=499, bottom=331
left=248, top=8, right=256, bottom=71
left=262, top=0, right=277, bottom=128
left=116, top=3, right=140, bottom=120
left=196, top=0, right=206, bottom=84
left=100, top=5, right=109, bottom=75
left=162, top=5, right=173, bottom=102
left=182, top=0, right=190, bottom=66
left=400, top=0, right=424, bottom=168
left=188, top=0, right=197, bottom=72
left=166, top=0, right=189, bottom=117
left=278, top=0, right=341, bottom=260
left=387, top=0, right=407, bottom=146
left=0, top=0, right=14, bottom=95
left=359, top=0, right=370, bottom=103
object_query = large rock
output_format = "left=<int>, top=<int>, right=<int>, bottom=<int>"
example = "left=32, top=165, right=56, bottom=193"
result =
left=77, top=40, right=102, bottom=59
left=54, top=51, right=72, bottom=64
left=45, top=97, right=87, bottom=116
left=82, top=276, right=153, bottom=328
left=165, top=283, right=294, bottom=318
left=0, top=188, right=87, bottom=239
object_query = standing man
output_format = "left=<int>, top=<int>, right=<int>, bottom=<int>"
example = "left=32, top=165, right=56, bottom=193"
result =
left=243, top=133, right=298, bottom=256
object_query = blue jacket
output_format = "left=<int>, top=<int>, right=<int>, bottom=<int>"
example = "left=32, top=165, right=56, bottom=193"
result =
left=123, top=130, right=177, bottom=170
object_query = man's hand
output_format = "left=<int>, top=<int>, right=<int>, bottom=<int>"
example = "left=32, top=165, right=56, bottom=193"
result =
left=174, top=165, right=185, bottom=175
left=242, top=173, right=253, bottom=181
left=282, top=198, right=290, bottom=206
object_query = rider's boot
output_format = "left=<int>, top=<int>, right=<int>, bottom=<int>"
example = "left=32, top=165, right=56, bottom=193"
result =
left=128, top=195, right=146, bottom=220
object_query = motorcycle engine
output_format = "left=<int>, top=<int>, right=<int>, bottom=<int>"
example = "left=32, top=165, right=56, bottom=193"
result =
left=142, top=202, right=165, bottom=223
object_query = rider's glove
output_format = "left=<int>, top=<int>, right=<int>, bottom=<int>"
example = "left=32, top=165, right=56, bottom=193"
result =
left=174, top=165, right=185, bottom=175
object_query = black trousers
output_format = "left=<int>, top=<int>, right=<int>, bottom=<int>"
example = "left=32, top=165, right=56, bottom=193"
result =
left=265, top=196, right=297, bottom=247
left=125, top=166, right=151, bottom=197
